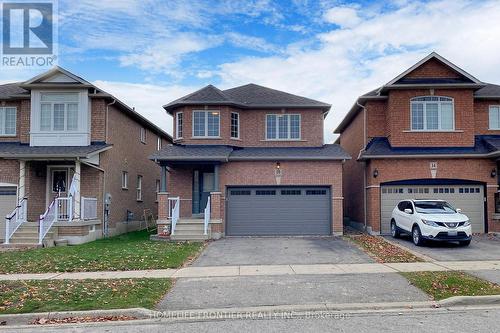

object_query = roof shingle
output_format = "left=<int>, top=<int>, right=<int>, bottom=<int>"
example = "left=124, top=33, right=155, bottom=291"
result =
left=0, top=142, right=112, bottom=158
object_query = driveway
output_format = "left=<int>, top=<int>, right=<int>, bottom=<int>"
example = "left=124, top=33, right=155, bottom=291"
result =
left=386, top=234, right=500, bottom=261
left=192, top=237, right=373, bottom=266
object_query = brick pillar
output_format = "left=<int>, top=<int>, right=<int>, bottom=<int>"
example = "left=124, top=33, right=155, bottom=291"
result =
left=157, top=192, right=170, bottom=235
left=332, top=197, right=344, bottom=236
left=366, top=187, right=381, bottom=234
left=210, top=192, right=223, bottom=236
left=487, top=186, right=500, bottom=233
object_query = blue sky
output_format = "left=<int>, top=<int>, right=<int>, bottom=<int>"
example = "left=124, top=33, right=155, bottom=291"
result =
left=3, top=0, right=500, bottom=141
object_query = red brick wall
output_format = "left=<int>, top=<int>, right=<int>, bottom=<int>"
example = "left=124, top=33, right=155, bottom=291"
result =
left=366, top=100, right=387, bottom=139
left=172, top=106, right=325, bottom=147
left=474, top=99, right=500, bottom=135
left=404, top=58, right=463, bottom=79
left=387, top=89, right=476, bottom=147
left=365, top=158, right=498, bottom=233
left=25, top=161, right=47, bottom=221
left=0, top=160, right=19, bottom=185
left=80, top=164, right=104, bottom=221
left=90, top=98, right=106, bottom=142
left=167, top=166, right=194, bottom=218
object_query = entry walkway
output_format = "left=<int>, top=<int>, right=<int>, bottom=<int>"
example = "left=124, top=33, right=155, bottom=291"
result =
left=0, top=260, right=498, bottom=281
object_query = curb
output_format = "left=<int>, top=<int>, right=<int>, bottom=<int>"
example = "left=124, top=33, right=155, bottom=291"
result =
left=1, top=295, right=499, bottom=327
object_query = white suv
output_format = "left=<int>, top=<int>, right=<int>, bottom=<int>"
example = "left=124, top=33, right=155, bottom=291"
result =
left=390, top=199, right=472, bottom=246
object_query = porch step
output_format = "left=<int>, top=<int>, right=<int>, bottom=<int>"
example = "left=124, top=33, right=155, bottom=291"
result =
left=176, top=219, right=205, bottom=224
left=170, top=234, right=209, bottom=241
left=175, top=224, right=205, bottom=231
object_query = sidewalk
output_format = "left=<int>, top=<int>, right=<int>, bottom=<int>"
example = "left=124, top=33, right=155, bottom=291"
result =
left=0, top=260, right=498, bottom=281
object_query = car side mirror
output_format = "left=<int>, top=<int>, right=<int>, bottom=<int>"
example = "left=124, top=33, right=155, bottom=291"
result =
left=404, top=208, right=413, bottom=214
left=456, top=208, right=462, bottom=213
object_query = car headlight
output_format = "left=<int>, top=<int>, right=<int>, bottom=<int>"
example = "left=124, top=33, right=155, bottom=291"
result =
left=463, top=220, right=471, bottom=227
left=422, top=219, right=439, bottom=227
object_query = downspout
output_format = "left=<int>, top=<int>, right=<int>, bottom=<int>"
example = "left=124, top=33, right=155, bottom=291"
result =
left=357, top=100, right=368, bottom=232
left=105, top=99, right=116, bottom=142
left=81, top=161, right=106, bottom=238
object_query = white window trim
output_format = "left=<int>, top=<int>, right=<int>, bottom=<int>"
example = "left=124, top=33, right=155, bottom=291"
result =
left=0, top=107, right=17, bottom=137
left=136, top=175, right=143, bottom=201
left=192, top=110, right=220, bottom=138
left=410, top=96, right=455, bottom=132
left=140, top=127, right=147, bottom=144
left=176, top=112, right=183, bottom=139
left=122, top=171, right=128, bottom=190
left=488, top=105, right=500, bottom=130
left=265, top=114, right=301, bottom=141
left=230, top=111, right=240, bottom=139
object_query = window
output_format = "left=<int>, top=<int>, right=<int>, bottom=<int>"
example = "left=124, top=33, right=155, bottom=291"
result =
left=266, top=114, right=301, bottom=140
left=193, top=110, right=220, bottom=137
left=281, top=189, right=301, bottom=195
left=40, top=93, right=79, bottom=131
left=410, top=96, right=454, bottom=131
left=136, top=175, right=143, bottom=201
left=176, top=112, right=183, bottom=138
left=230, top=190, right=251, bottom=195
left=121, top=171, right=128, bottom=189
left=156, top=179, right=160, bottom=202
left=157, top=136, right=162, bottom=150
left=231, top=112, right=239, bottom=139
left=140, top=128, right=146, bottom=143
left=0, top=107, right=16, bottom=136
left=489, top=106, right=500, bottom=130
left=256, top=190, right=276, bottom=195
left=306, top=189, right=327, bottom=195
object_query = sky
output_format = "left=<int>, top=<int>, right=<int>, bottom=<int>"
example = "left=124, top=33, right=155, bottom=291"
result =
left=3, top=0, right=500, bottom=142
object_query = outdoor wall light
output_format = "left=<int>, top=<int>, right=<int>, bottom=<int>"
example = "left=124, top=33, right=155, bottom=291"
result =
left=491, top=169, right=497, bottom=178
left=373, top=169, right=379, bottom=178
left=276, top=162, right=281, bottom=169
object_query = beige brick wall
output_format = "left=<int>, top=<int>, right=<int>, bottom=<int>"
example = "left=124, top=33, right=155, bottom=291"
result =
left=172, top=106, right=325, bottom=147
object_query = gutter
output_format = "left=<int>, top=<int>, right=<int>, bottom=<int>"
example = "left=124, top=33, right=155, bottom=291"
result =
left=358, top=152, right=500, bottom=160
left=356, top=100, right=368, bottom=232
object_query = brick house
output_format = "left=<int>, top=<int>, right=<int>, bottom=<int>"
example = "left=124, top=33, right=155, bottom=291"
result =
left=151, top=84, right=350, bottom=240
left=336, top=52, right=500, bottom=235
left=0, top=67, right=171, bottom=246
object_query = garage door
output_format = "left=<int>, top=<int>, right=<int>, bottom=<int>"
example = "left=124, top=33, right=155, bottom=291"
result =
left=227, top=186, right=331, bottom=236
left=380, top=184, right=484, bottom=234
left=0, top=186, right=17, bottom=242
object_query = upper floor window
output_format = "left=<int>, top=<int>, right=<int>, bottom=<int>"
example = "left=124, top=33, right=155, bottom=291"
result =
left=231, top=112, right=239, bottom=139
left=40, top=92, right=79, bottom=131
left=193, top=110, right=220, bottom=137
left=266, top=114, right=301, bottom=140
left=489, top=106, right=500, bottom=130
left=121, top=171, right=128, bottom=189
left=0, top=107, right=16, bottom=136
left=157, top=136, right=162, bottom=150
left=410, top=96, right=454, bottom=131
left=140, top=127, right=146, bottom=143
left=176, top=112, right=183, bottom=139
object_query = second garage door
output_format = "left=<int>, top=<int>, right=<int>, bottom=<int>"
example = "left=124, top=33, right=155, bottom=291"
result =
left=227, top=186, right=331, bottom=236
left=380, top=184, right=485, bottom=234
left=0, top=186, right=17, bottom=242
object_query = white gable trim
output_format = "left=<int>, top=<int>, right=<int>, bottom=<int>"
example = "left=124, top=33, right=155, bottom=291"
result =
left=385, top=52, right=483, bottom=86
left=23, top=66, right=91, bottom=85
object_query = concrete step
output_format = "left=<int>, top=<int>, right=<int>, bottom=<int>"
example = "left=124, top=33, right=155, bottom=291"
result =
left=176, top=219, right=205, bottom=224
left=170, top=234, right=209, bottom=241
left=8, top=237, right=40, bottom=244
left=174, top=224, right=205, bottom=231
left=11, top=231, right=53, bottom=238
left=0, top=243, right=41, bottom=249
left=172, top=229, right=208, bottom=236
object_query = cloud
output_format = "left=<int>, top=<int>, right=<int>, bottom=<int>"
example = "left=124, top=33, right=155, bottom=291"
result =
left=225, top=32, right=280, bottom=53
left=323, top=5, right=362, bottom=28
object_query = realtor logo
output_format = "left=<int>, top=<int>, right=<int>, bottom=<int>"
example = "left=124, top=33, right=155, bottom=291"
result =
left=1, top=0, right=57, bottom=67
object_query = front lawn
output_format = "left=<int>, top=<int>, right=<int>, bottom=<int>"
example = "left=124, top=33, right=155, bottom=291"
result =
left=346, top=234, right=423, bottom=263
left=0, top=278, right=171, bottom=314
left=402, top=271, right=500, bottom=300
left=0, top=230, right=203, bottom=274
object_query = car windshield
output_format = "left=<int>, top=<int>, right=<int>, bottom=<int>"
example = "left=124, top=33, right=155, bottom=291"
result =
left=414, top=201, right=456, bottom=214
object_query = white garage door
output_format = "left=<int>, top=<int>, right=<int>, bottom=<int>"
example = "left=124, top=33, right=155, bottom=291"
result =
left=0, top=186, right=17, bottom=242
left=381, top=184, right=484, bottom=234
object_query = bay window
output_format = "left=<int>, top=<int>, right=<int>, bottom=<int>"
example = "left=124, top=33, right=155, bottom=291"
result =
left=0, top=107, right=16, bottom=136
left=410, top=96, right=454, bottom=131
left=40, top=92, right=80, bottom=132
left=193, top=110, right=220, bottom=137
left=266, top=114, right=301, bottom=140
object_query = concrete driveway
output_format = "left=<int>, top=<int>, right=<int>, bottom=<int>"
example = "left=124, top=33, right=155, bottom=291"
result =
left=192, top=237, right=373, bottom=266
left=386, top=234, right=500, bottom=261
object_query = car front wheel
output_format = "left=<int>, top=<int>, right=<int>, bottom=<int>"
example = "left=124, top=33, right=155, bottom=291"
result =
left=391, top=220, right=400, bottom=238
left=412, top=226, right=424, bottom=246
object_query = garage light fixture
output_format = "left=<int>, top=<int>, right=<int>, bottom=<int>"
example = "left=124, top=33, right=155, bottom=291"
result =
left=373, top=169, right=379, bottom=178
left=491, top=169, right=497, bottom=178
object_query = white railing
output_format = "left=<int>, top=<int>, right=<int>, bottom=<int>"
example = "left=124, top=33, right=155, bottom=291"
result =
left=39, top=199, right=57, bottom=244
left=168, top=197, right=180, bottom=235
left=4, top=198, right=27, bottom=245
left=56, top=197, right=73, bottom=221
left=204, top=196, right=210, bottom=235
left=81, top=197, right=98, bottom=220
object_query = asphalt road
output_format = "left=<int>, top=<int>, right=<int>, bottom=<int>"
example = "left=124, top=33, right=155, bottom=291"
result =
left=4, top=306, right=499, bottom=333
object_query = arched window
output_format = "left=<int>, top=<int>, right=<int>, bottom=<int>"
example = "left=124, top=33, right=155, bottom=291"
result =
left=410, top=96, right=454, bottom=131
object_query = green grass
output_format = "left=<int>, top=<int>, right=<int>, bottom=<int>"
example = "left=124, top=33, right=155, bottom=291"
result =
left=0, top=230, right=203, bottom=274
left=402, top=271, right=500, bottom=300
left=0, top=278, right=171, bottom=314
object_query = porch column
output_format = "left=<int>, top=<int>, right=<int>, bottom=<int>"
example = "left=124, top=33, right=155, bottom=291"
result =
left=160, top=165, right=168, bottom=192
left=213, top=164, right=220, bottom=192
left=18, top=160, right=26, bottom=202
left=74, top=160, right=81, bottom=220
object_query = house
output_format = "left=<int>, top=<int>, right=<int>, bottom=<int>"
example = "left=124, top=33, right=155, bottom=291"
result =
left=336, top=52, right=500, bottom=235
left=150, top=84, right=350, bottom=240
left=0, top=67, right=171, bottom=246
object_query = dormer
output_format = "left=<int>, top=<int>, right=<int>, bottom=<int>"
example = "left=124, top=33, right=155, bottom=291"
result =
left=21, top=67, right=93, bottom=146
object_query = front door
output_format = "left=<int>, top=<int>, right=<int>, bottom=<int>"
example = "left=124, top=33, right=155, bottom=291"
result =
left=46, top=166, right=74, bottom=206
left=192, top=170, right=214, bottom=215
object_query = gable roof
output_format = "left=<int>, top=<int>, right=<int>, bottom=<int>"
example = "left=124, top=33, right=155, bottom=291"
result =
left=163, top=83, right=331, bottom=113
left=0, top=67, right=172, bottom=141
